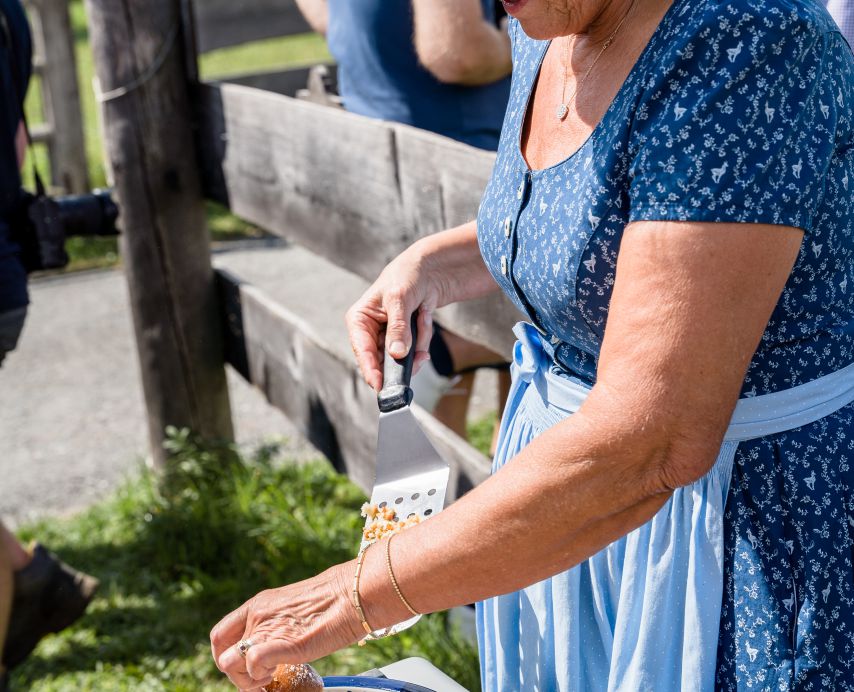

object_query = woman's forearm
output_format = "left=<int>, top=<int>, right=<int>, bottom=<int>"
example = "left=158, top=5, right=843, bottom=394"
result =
left=357, top=396, right=675, bottom=629
left=415, top=219, right=499, bottom=306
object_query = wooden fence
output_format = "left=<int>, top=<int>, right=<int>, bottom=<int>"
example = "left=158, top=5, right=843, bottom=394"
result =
left=86, top=0, right=522, bottom=497
left=24, top=0, right=88, bottom=193
left=202, top=83, right=522, bottom=493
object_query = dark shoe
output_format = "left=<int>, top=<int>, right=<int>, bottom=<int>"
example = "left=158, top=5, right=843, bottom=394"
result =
left=2, top=544, right=99, bottom=670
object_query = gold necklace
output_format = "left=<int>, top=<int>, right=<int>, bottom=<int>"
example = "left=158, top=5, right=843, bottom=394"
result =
left=555, top=0, right=639, bottom=121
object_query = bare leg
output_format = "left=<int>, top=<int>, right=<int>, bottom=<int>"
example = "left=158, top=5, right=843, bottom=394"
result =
left=0, top=523, right=31, bottom=572
left=432, top=371, right=475, bottom=439
left=438, top=329, right=505, bottom=372
left=430, top=328, right=509, bottom=442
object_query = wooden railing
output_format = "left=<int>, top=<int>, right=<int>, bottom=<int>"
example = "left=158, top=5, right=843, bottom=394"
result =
left=24, top=0, right=88, bottom=192
left=196, top=83, right=519, bottom=356
left=199, top=83, right=523, bottom=494
left=87, top=0, right=521, bottom=496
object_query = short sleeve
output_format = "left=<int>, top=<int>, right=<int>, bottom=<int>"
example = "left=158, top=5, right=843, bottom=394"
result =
left=628, top=10, right=842, bottom=234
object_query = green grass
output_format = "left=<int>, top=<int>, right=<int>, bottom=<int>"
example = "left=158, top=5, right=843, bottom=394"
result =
left=205, top=201, right=266, bottom=243
left=21, top=2, right=329, bottom=272
left=467, top=413, right=498, bottom=458
left=199, top=33, right=330, bottom=81
left=10, top=430, right=480, bottom=691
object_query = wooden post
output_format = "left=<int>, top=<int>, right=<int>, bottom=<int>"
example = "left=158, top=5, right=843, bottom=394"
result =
left=26, top=0, right=89, bottom=193
left=84, top=0, right=234, bottom=467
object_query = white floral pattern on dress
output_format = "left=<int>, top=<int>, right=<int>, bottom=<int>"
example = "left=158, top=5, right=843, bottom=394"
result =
left=476, top=0, right=854, bottom=688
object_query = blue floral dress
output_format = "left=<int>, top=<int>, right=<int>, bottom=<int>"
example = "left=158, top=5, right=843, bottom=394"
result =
left=474, top=0, right=854, bottom=689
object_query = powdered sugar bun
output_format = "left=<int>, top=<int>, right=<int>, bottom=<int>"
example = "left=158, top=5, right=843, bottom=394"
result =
left=263, top=663, right=323, bottom=692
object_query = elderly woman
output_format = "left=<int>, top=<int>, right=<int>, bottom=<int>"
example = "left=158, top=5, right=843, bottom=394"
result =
left=211, top=0, right=854, bottom=689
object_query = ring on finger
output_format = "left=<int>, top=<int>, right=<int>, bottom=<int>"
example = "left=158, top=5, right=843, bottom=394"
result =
left=236, top=638, right=254, bottom=658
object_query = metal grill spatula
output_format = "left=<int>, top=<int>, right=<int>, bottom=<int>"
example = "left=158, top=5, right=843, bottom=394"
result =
left=360, top=317, right=451, bottom=636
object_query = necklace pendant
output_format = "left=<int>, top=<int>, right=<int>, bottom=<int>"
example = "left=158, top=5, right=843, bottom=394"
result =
left=555, top=103, right=569, bottom=121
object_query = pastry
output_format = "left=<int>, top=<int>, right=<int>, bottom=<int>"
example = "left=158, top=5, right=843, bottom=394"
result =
left=263, top=663, right=323, bottom=692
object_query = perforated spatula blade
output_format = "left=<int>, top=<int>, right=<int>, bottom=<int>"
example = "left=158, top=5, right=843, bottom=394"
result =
left=374, top=407, right=451, bottom=520
left=360, top=317, right=450, bottom=636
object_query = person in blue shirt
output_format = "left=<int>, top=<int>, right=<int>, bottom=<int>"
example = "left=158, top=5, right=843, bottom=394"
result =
left=297, top=0, right=511, bottom=150
left=294, top=0, right=514, bottom=447
left=0, top=2, right=98, bottom=688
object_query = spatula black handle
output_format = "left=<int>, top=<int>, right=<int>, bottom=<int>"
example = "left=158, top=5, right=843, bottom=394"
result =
left=378, top=313, right=419, bottom=413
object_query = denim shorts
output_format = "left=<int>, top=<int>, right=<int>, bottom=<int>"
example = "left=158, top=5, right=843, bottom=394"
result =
left=0, top=306, right=27, bottom=367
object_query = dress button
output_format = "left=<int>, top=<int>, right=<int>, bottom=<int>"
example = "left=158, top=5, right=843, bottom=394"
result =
left=503, top=217, right=513, bottom=237
left=500, top=255, right=508, bottom=276
left=517, top=180, right=525, bottom=199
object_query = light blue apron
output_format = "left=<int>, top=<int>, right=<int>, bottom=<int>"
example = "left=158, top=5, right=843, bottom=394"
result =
left=476, top=322, right=854, bottom=692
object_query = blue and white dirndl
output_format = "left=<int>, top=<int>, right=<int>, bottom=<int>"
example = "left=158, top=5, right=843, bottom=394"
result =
left=475, top=323, right=854, bottom=692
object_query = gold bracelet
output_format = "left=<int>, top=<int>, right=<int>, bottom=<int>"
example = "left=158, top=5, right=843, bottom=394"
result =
left=351, top=543, right=375, bottom=644
left=385, top=532, right=420, bottom=617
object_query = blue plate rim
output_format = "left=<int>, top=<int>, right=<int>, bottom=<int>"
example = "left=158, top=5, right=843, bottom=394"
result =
left=321, top=676, right=436, bottom=691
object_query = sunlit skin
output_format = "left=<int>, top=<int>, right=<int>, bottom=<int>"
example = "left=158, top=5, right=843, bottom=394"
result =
left=503, top=0, right=636, bottom=40
left=210, top=2, right=806, bottom=689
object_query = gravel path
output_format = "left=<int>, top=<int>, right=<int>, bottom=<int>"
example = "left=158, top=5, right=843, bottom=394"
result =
left=0, top=242, right=498, bottom=528
left=0, top=243, right=311, bottom=527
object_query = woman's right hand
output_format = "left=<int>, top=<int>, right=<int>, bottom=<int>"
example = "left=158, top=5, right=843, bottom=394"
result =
left=345, top=241, right=439, bottom=392
left=345, top=220, right=495, bottom=391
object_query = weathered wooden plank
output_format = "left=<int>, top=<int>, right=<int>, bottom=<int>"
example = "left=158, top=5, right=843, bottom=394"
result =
left=195, top=82, right=523, bottom=355
left=193, top=0, right=311, bottom=53
left=26, top=0, right=89, bottom=192
left=217, top=268, right=491, bottom=498
left=85, top=0, right=234, bottom=467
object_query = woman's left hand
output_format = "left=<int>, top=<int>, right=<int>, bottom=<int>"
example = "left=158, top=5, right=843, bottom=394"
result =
left=210, top=563, right=361, bottom=690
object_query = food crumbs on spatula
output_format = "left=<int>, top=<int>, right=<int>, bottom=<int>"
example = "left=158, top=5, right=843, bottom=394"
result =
left=262, top=663, right=323, bottom=692
left=360, top=502, right=422, bottom=542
